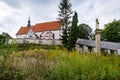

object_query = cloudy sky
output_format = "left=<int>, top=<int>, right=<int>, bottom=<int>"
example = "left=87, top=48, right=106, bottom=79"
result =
left=0, top=0, right=120, bottom=37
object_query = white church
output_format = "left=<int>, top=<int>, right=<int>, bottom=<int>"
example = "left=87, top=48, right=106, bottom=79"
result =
left=12, top=18, right=62, bottom=45
left=16, top=17, right=61, bottom=39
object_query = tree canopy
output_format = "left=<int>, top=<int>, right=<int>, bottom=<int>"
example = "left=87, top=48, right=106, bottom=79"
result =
left=0, top=32, right=12, bottom=44
left=101, top=19, right=120, bottom=42
left=78, top=23, right=92, bottom=39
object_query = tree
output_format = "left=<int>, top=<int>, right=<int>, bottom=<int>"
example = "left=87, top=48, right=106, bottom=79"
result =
left=101, top=19, right=120, bottom=42
left=58, top=0, right=73, bottom=47
left=78, top=23, right=92, bottom=39
left=0, top=32, right=12, bottom=44
left=0, top=35, right=6, bottom=44
left=68, top=12, right=79, bottom=50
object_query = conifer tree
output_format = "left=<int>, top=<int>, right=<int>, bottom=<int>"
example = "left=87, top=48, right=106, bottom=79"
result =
left=68, top=12, right=79, bottom=50
left=58, top=0, right=73, bottom=47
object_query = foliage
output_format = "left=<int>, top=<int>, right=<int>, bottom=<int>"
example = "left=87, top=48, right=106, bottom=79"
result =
left=0, top=35, right=6, bottom=45
left=68, top=12, right=79, bottom=50
left=101, top=19, right=120, bottom=42
left=0, top=46, right=120, bottom=80
left=0, top=32, right=12, bottom=45
left=53, top=53, right=120, bottom=80
left=78, top=23, right=92, bottom=39
left=0, top=59, right=24, bottom=80
left=58, top=0, right=73, bottom=47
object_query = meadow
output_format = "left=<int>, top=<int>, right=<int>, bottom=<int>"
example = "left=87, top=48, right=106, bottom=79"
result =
left=0, top=44, right=120, bottom=80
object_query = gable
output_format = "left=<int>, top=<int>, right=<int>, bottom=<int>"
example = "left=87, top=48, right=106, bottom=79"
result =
left=16, top=21, right=61, bottom=35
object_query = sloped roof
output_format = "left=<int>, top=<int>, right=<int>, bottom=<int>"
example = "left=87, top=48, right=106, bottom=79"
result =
left=76, top=38, right=120, bottom=50
left=16, top=21, right=61, bottom=35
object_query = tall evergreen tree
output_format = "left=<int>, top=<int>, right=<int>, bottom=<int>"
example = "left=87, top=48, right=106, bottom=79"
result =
left=68, top=12, right=78, bottom=50
left=58, top=0, right=73, bottom=47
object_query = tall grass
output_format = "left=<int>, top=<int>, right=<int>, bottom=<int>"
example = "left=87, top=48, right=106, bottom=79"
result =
left=0, top=45, right=120, bottom=80
left=49, top=50, right=120, bottom=80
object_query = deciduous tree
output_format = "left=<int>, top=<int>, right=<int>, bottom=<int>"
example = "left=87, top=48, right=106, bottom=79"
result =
left=0, top=32, right=12, bottom=44
left=101, top=19, right=120, bottom=42
left=78, top=23, right=92, bottom=39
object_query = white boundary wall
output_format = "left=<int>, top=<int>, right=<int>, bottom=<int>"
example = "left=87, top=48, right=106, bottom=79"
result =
left=9, top=39, right=62, bottom=45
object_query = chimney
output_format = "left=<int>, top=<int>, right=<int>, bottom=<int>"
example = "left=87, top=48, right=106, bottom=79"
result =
left=95, top=18, right=101, bottom=55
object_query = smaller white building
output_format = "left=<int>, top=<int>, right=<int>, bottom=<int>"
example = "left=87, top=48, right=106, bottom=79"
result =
left=76, top=38, right=120, bottom=55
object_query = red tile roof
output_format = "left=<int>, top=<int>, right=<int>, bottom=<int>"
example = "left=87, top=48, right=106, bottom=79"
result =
left=16, top=21, right=61, bottom=35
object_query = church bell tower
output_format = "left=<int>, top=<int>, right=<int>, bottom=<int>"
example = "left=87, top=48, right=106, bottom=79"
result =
left=27, top=16, right=31, bottom=27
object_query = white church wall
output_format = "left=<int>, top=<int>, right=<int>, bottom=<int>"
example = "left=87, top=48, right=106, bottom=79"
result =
left=33, top=30, right=61, bottom=40
left=16, top=30, right=61, bottom=40
left=9, top=39, right=62, bottom=45
left=51, top=30, right=61, bottom=39
left=35, top=32, right=42, bottom=38
left=16, top=34, right=28, bottom=39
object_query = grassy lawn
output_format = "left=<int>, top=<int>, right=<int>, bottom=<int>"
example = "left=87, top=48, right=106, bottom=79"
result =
left=0, top=44, right=120, bottom=80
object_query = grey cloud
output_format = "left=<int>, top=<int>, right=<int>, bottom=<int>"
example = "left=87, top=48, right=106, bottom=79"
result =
left=71, top=0, right=85, bottom=6
left=26, top=0, right=51, bottom=4
left=26, top=0, right=58, bottom=21
left=0, top=0, right=120, bottom=37
left=1, top=0, right=23, bottom=9
left=0, top=23, right=5, bottom=28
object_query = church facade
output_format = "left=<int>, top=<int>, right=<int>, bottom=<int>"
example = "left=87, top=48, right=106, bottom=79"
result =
left=16, top=18, right=61, bottom=40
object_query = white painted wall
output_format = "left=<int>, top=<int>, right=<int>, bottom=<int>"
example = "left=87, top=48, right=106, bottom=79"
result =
left=52, top=30, right=61, bottom=39
left=16, top=34, right=28, bottom=38
left=9, top=39, right=62, bottom=45
left=117, top=49, right=120, bottom=55
left=35, top=30, right=61, bottom=39
left=16, top=30, right=61, bottom=40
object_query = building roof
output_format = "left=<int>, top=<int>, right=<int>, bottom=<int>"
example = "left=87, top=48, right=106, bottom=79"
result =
left=76, top=38, right=120, bottom=50
left=16, top=21, right=61, bottom=35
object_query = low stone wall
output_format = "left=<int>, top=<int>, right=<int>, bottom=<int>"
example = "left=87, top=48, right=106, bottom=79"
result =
left=9, top=39, right=62, bottom=45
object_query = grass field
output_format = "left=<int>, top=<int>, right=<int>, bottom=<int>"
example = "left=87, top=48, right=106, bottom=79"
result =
left=0, top=44, right=120, bottom=80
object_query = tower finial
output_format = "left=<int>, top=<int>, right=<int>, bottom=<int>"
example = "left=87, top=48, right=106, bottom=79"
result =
left=29, top=16, right=30, bottom=20
left=27, top=16, right=31, bottom=27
